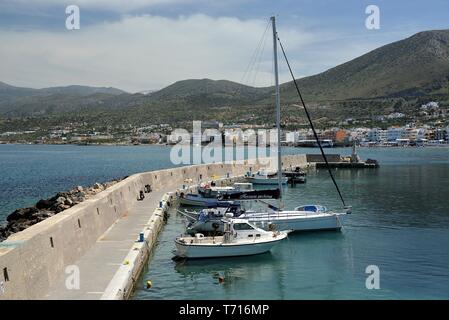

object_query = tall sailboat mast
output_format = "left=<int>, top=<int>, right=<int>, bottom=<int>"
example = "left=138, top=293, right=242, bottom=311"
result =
left=271, top=16, right=283, bottom=209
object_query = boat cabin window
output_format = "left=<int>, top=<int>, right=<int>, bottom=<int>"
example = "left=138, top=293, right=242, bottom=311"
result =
left=233, top=223, right=255, bottom=231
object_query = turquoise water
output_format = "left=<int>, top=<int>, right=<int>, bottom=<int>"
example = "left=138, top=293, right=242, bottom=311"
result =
left=0, top=144, right=175, bottom=222
left=132, top=147, right=449, bottom=300
left=1, top=145, right=449, bottom=299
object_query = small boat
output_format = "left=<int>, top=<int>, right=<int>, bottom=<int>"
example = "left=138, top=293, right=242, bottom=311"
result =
left=282, top=168, right=307, bottom=184
left=174, top=216, right=289, bottom=259
left=198, top=182, right=253, bottom=198
left=245, top=170, right=288, bottom=185
left=179, top=182, right=255, bottom=207
left=179, top=193, right=234, bottom=207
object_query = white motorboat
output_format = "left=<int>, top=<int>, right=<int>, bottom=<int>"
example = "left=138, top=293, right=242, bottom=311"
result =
left=174, top=217, right=289, bottom=259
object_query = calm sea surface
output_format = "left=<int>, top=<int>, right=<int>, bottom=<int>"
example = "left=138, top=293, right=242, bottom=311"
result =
left=1, top=144, right=449, bottom=299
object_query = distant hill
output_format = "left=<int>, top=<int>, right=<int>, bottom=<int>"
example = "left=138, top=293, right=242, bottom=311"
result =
left=280, top=29, right=449, bottom=102
left=40, top=85, right=126, bottom=96
left=0, top=83, right=127, bottom=117
left=1, top=29, right=449, bottom=122
left=0, top=82, right=125, bottom=100
left=0, top=81, right=40, bottom=100
left=148, top=79, right=271, bottom=106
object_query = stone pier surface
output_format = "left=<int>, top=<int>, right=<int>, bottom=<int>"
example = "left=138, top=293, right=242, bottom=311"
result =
left=45, top=190, right=166, bottom=299
left=0, top=155, right=307, bottom=300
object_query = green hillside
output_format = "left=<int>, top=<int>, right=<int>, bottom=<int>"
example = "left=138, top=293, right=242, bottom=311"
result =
left=1, top=29, right=449, bottom=129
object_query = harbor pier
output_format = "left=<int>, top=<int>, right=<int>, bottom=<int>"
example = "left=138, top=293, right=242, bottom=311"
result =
left=0, top=155, right=308, bottom=300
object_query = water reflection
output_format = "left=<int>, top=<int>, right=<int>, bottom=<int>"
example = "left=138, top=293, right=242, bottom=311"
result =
left=173, top=253, right=281, bottom=289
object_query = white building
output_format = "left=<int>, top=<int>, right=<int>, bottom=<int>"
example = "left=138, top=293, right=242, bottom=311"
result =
left=350, top=128, right=370, bottom=141
left=366, top=128, right=387, bottom=142
left=421, top=101, right=439, bottom=110
left=285, top=131, right=299, bottom=144
left=386, top=112, right=405, bottom=119
left=387, top=128, right=405, bottom=141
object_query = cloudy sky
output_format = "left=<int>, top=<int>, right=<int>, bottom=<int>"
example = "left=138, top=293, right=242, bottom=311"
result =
left=1, top=0, right=448, bottom=92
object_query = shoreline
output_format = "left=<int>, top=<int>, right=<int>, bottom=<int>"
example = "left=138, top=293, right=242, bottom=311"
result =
left=0, top=142, right=172, bottom=147
left=2, top=142, right=449, bottom=149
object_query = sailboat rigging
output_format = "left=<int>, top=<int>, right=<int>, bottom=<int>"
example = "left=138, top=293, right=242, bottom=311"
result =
left=276, top=35, right=349, bottom=209
left=271, top=16, right=283, bottom=210
left=183, top=16, right=352, bottom=235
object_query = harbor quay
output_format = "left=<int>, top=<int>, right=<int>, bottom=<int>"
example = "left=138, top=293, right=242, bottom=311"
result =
left=0, top=155, right=309, bottom=300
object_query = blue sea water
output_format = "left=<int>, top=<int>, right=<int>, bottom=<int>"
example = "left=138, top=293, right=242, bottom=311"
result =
left=1, top=144, right=449, bottom=299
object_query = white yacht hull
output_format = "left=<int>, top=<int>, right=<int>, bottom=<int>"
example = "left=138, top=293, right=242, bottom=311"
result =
left=243, top=212, right=346, bottom=232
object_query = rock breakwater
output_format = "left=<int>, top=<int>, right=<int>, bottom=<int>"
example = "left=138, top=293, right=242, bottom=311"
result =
left=0, top=179, right=124, bottom=242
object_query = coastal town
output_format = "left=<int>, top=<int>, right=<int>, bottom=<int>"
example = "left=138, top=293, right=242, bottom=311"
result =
left=1, top=101, right=448, bottom=147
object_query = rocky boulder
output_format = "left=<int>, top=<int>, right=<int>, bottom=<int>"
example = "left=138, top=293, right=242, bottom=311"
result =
left=6, top=207, right=39, bottom=222
left=0, top=176, right=125, bottom=242
left=36, top=199, right=55, bottom=210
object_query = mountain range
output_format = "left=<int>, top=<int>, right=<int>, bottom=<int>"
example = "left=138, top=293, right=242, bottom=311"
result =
left=1, top=29, right=448, bottom=125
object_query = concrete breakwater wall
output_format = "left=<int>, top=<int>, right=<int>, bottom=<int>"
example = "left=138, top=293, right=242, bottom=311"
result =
left=306, top=154, right=342, bottom=163
left=0, top=155, right=307, bottom=300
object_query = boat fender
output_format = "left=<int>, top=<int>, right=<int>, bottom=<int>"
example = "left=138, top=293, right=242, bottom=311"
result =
left=146, top=280, right=152, bottom=289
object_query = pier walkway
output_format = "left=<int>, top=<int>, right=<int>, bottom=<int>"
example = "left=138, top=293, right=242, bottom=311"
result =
left=45, top=190, right=167, bottom=300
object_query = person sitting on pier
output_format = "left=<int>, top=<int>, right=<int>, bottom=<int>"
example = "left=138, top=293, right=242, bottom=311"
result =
left=138, top=190, right=145, bottom=201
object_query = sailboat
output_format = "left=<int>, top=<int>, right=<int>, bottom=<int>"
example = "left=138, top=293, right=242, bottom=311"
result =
left=240, top=16, right=351, bottom=231
left=185, top=16, right=351, bottom=233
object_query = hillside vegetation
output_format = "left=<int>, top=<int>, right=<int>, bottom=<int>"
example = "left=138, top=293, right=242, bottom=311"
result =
left=1, top=29, right=449, bottom=129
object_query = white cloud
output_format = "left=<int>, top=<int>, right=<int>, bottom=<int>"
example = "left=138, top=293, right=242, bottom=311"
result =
left=0, top=13, right=389, bottom=92
left=0, top=14, right=316, bottom=92
left=6, top=0, right=194, bottom=12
